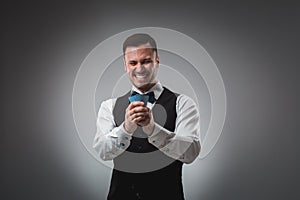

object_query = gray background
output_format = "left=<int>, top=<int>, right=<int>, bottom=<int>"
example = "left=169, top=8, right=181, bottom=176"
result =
left=3, top=1, right=299, bottom=199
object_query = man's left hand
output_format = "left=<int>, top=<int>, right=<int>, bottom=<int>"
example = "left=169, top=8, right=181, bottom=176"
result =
left=139, top=108, right=155, bottom=136
left=128, top=102, right=155, bottom=136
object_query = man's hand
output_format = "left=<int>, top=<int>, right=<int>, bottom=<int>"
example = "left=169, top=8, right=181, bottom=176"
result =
left=124, top=101, right=154, bottom=135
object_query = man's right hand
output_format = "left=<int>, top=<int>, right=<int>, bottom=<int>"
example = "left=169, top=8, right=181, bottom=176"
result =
left=124, top=101, right=149, bottom=134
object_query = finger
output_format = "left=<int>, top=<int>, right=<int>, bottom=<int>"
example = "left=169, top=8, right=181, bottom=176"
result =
left=133, top=112, right=151, bottom=122
left=127, top=103, right=135, bottom=111
left=129, top=106, right=149, bottom=116
left=129, top=111, right=148, bottom=120
left=133, top=106, right=149, bottom=113
left=137, top=118, right=150, bottom=126
left=131, top=112, right=147, bottom=120
left=128, top=101, right=145, bottom=109
left=133, top=116, right=145, bottom=123
left=126, top=103, right=143, bottom=115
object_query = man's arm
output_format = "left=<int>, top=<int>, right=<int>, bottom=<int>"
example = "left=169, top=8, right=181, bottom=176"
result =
left=93, top=99, right=133, bottom=161
left=146, top=95, right=201, bottom=164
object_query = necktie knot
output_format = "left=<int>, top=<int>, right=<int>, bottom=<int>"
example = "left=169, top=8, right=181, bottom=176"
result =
left=129, top=91, right=155, bottom=105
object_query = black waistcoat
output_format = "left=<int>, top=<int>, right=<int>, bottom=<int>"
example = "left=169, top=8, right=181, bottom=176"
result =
left=108, top=87, right=184, bottom=200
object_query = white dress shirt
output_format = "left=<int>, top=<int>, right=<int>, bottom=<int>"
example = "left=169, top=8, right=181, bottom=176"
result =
left=93, top=82, right=201, bottom=164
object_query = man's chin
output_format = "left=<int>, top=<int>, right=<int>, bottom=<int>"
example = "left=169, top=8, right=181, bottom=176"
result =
left=134, top=82, right=155, bottom=92
left=136, top=83, right=149, bottom=89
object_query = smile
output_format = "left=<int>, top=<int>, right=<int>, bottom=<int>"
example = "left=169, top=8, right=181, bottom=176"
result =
left=135, top=74, right=147, bottom=79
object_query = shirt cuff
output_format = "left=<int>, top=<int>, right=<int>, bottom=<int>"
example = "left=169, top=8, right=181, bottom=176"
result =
left=115, top=122, right=132, bottom=150
left=148, top=123, right=175, bottom=148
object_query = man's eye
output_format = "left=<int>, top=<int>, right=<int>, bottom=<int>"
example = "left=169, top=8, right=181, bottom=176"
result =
left=142, top=59, right=153, bottom=64
left=129, top=61, right=137, bottom=66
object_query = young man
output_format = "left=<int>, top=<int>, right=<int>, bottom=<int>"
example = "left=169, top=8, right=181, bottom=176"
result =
left=93, top=33, right=201, bottom=200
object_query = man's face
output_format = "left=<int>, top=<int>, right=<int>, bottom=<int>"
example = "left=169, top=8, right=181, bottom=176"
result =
left=124, top=43, right=160, bottom=92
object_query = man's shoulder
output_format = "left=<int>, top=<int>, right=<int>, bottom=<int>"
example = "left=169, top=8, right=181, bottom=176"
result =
left=100, top=98, right=117, bottom=110
left=101, top=91, right=131, bottom=104
left=162, top=86, right=191, bottom=100
left=100, top=91, right=131, bottom=110
left=176, top=93, right=195, bottom=102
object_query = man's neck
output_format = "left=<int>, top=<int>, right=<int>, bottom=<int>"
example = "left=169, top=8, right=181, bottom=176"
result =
left=136, top=82, right=157, bottom=94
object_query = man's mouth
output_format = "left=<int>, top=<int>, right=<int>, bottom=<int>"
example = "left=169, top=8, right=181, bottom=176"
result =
left=135, top=74, right=147, bottom=79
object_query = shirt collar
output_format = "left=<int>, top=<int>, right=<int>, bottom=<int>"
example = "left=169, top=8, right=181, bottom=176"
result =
left=131, top=81, right=163, bottom=100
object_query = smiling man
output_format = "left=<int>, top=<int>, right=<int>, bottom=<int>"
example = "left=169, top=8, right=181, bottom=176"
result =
left=93, top=33, right=201, bottom=200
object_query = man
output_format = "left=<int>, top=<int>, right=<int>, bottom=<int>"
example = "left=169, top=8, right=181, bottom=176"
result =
left=93, top=33, right=201, bottom=200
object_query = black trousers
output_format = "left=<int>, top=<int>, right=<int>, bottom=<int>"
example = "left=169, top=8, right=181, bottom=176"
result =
left=107, top=169, right=185, bottom=200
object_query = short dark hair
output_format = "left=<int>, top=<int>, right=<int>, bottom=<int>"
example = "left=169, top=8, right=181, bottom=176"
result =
left=123, top=33, right=157, bottom=55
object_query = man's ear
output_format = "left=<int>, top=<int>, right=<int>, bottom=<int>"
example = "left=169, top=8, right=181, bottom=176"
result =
left=156, top=56, right=160, bottom=66
left=123, top=57, right=127, bottom=72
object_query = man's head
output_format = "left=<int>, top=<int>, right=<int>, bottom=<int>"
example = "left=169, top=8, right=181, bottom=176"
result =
left=123, top=33, right=160, bottom=93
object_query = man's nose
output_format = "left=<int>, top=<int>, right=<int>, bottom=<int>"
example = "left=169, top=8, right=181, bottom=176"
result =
left=134, top=63, right=145, bottom=70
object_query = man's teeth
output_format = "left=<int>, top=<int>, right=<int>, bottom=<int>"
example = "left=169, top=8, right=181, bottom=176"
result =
left=136, top=75, right=146, bottom=78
